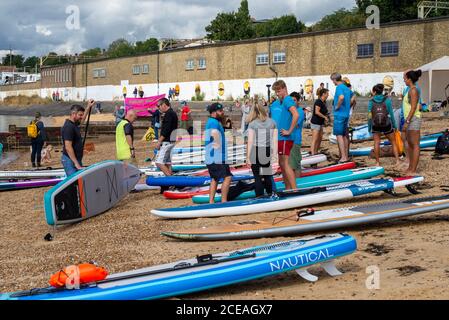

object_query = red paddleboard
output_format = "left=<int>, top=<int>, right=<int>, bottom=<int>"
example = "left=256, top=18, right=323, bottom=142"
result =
left=163, top=162, right=356, bottom=199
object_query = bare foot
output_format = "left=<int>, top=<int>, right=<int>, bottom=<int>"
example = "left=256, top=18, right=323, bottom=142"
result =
left=375, top=162, right=381, bottom=167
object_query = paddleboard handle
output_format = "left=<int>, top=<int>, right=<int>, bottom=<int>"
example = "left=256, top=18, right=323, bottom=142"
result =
left=271, top=208, right=315, bottom=225
left=297, top=208, right=315, bottom=219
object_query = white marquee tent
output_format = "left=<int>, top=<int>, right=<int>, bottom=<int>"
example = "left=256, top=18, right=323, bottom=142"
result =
left=418, top=56, right=449, bottom=104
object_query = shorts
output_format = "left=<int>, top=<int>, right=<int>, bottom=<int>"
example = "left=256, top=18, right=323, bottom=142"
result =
left=407, top=117, right=422, bottom=131
left=372, top=122, right=394, bottom=135
left=310, top=123, right=323, bottom=131
left=288, top=144, right=303, bottom=171
left=278, top=140, right=294, bottom=156
left=333, top=116, right=349, bottom=136
left=207, top=164, right=232, bottom=181
left=155, top=142, right=175, bottom=164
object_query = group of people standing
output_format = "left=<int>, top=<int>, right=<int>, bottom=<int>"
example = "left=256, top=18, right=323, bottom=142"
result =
left=53, top=68, right=424, bottom=197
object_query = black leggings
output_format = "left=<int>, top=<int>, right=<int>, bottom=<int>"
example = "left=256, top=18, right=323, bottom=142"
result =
left=31, top=140, right=44, bottom=165
left=251, top=164, right=273, bottom=197
left=250, top=146, right=274, bottom=197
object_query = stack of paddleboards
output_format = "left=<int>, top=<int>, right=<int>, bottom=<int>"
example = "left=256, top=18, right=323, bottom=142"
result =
left=160, top=193, right=449, bottom=241
left=191, top=166, right=385, bottom=203
left=146, top=153, right=328, bottom=189
left=163, top=162, right=357, bottom=200
left=350, top=132, right=443, bottom=157
left=0, top=168, right=66, bottom=191
left=152, top=176, right=423, bottom=220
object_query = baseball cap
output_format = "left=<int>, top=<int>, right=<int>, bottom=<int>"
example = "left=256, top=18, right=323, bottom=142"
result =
left=207, top=103, right=223, bottom=113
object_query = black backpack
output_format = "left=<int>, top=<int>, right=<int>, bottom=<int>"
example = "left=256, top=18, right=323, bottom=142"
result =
left=371, top=97, right=390, bottom=127
left=435, top=130, right=449, bottom=155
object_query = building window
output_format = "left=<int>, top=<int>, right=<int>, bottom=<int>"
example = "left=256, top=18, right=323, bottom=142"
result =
left=198, top=58, right=206, bottom=70
left=93, top=68, right=106, bottom=78
left=132, top=65, right=141, bottom=75
left=186, top=59, right=195, bottom=70
left=357, top=44, right=374, bottom=58
left=381, top=41, right=399, bottom=57
left=256, top=53, right=269, bottom=65
left=273, top=52, right=286, bottom=64
left=142, top=64, right=149, bottom=74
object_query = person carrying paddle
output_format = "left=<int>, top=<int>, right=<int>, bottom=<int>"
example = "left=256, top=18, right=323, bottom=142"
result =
left=116, top=109, right=138, bottom=165
left=270, top=80, right=299, bottom=191
left=28, top=112, right=48, bottom=168
left=368, top=84, right=401, bottom=167
left=205, top=103, right=232, bottom=203
left=246, top=97, right=277, bottom=197
left=61, top=101, right=95, bottom=176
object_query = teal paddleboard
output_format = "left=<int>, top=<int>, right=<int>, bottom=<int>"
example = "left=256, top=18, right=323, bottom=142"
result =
left=191, top=166, right=385, bottom=204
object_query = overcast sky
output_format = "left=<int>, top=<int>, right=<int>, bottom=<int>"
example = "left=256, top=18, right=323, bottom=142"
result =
left=0, top=0, right=356, bottom=58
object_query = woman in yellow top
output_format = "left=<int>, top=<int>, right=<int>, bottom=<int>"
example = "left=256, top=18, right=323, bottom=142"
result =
left=122, top=86, right=127, bottom=99
left=402, top=69, right=422, bottom=175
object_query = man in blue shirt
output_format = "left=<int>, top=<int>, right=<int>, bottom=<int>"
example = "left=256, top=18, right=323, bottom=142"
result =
left=205, top=103, right=232, bottom=203
left=331, top=73, right=351, bottom=163
left=270, top=80, right=299, bottom=190
left=289, top=92, right=306, bottom=177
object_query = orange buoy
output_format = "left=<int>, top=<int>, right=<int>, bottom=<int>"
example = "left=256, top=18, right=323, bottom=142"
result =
left=49, top=263, right=108, bottom=288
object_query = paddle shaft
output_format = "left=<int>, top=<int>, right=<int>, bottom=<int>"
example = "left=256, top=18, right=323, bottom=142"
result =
left=82, top=105, right=93, bottom=150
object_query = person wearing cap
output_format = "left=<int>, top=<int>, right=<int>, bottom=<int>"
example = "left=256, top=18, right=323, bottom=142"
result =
left=331, top=72, right=352, bottom=163
left=180, top=101, right=191, bottom=132
left=205, top=102, right=232, bottom=203
left=154, top=98, right=178, bottom=178
left=29, top=112, right=48, bottom=168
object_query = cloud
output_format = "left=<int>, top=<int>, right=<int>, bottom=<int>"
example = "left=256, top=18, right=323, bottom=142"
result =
left=0, top=0, right=356, bottom=58
left=35, top=25, right=52, bottom=36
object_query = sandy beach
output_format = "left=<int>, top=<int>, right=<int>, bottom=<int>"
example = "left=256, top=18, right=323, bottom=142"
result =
left=1, top=112, right=449, bottom=300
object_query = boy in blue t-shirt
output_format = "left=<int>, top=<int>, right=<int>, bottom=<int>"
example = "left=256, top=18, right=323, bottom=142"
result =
left=331, top=73, right=351, bottom=163
left=270, top=80, right=299, bottom=190
left=205, top=103, right=232, bottom=203
left=289, top=92, right=306, bottom=177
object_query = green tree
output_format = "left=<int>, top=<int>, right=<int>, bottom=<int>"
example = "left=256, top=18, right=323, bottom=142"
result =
left=107, top=38, right=135, bottom=58
left=235, top=0, right=255, bottom=39
left=23, top=56, right=39, bottom=68
left=135, top=38, right=159, bottom=54
left=2, top=54, right=24, bottom=68
left=206, top=0, right=255, bottom=41
left=80, top=47, right=103, bottom=57
left=311, top=8, right=365, bottom=31
left=256, top=15, right=306, bottom=37
left=356, top=0, right=445, bottom=22
left=206, top=12, right=238, bottom=41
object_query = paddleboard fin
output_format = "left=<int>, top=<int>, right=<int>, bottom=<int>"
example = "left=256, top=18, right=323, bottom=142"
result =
left=321, top=261, right=343, bottom=277
left=406, top=184, right=421, bottom=195
left=383, top=188, right=398, bottom=196
left=296, top=269, right=318, bottom=282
